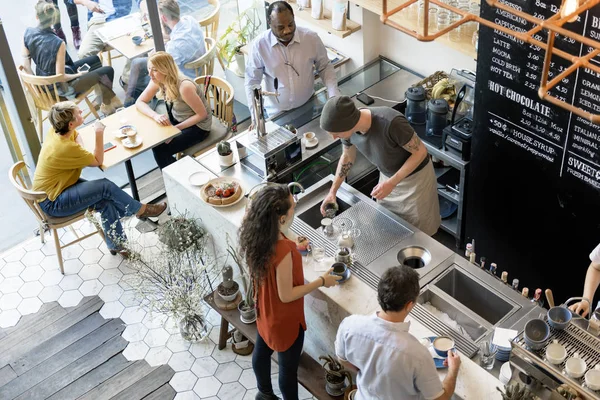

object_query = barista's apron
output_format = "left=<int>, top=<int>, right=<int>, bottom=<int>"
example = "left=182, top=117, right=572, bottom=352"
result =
left=377, top=160, right=441, bottom=236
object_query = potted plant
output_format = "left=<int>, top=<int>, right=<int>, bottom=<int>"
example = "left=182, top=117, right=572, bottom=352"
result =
left=319, top=354, right=353, bottom=396
left=217, top=2, right=262, bottom=76
left=217, top=140, right=234, bottom=166
left=217, top=265, right=240, bottom=302
left=231, top=328, right=254, bottom=356
left=120, top=214, right=218, bottom=342
left=226, top=236, right=256, bottom=324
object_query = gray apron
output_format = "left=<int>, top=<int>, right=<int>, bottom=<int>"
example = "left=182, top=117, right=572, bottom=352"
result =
left=377, top=160, right=441, bottom=236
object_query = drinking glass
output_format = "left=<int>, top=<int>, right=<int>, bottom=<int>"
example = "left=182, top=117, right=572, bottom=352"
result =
left=313, top=246, right=326, bottom=262
left=428, top=8, right=438, bottom=32
left=479, top=341, right=497, bottom=370
left=437, top=11, right=450, bottom=34
left=449, top=12, right=461, bottom=42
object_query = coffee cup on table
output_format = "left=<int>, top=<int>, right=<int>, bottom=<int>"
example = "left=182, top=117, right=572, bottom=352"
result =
left=330, top=262, right=348, bottom=281
left=132, top=35, right=143, bottom=45
left=432, top=336, right=455, bottom=358
left=303, top=132, right=316, bottom=142
left=122, top=127, right=137, bottom=143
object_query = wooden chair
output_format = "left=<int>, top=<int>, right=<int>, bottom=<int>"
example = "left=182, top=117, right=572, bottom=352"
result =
left=9, top=161, right=105, bottom=275
left=184, top=37, right=217, bottom=77
left=18, top=66, right=100, bottom=143
left=180, top=76, right=234, bottom=158
left=199, top=0, right=220, bottom=40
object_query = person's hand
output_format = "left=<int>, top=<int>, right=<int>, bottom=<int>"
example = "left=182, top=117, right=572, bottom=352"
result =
left=569, top=300, right=590, bottom=318
left=85, top=0, right=104, bottom=13
left=320, top=192, right=337, bottom=216
left=77, top=69, right=89, bottom=78
left=248, top=122, right=255, bottom=132
left=321, top=269, right=341, bottom=288
left=153, top=113, right=170, bottom=126
left=371, top=179, right=395, bottom=200
left=94, top=121, right=105, bottom=134
left=444, top=349, right=461, bottom=374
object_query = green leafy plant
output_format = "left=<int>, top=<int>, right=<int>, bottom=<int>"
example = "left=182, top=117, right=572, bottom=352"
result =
left=319, top=355, right=353, bottom=385
left=217, top=2, right=262, bottom=66
left=226, top=234, right=254, bottom=308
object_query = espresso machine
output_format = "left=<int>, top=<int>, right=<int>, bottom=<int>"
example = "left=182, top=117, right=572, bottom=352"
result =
left=506, top=317, right=600, bottom=400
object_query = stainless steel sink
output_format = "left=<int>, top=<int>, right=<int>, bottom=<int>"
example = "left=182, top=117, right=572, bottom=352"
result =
left=434, top=267, right=515, bottom=325
left=297, top=195, right=352, bottom=229
left=418, top=287, right=488, bottom=342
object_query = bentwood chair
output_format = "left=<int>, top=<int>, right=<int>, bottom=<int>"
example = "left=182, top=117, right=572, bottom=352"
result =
left=199, top=0, right=220, bottom=39
left=184, top=38, right=217, bottom=77
left=9, top=161, right=105, bottom=275
left=179, top=76, right=234, bottom=158
left=18, top=66, right=100, bottom=143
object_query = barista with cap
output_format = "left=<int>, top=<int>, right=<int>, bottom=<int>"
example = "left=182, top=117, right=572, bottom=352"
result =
left=569, top=242, right=600, bottom=318
left=244, top=1, right=339, bottom=128
left=319, top=96, right=441, bottom=236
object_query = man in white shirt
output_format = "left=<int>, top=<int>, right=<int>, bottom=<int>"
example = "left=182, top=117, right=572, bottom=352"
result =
left=244, top=1, right=339, bottom=126
left=569, top=243, right=600, bottom=317
left=335, top=265, right=461, bottom=400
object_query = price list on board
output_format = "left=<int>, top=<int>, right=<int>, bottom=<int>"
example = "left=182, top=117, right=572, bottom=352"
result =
left=478, top=0, right=600, bottom=189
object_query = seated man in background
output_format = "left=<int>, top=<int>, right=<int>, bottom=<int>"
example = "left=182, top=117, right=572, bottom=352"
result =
left=335, top=265, right=461, bottom=400
left=124, top=0, right=206, bottom=106
left=76, top=0, right=133, bottom=59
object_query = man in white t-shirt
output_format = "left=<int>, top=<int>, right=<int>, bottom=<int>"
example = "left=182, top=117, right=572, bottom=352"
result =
left=335, top=265, right=461, bottom=400
left=569, top=243, right=600, bottom=317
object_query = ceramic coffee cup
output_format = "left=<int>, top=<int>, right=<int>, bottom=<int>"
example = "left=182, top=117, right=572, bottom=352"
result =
left=432, top=336, right=455, bottom=358
left=523, top=318, right=550, bottom=350
left=330, top=262, right=349, bottom=282
left=132, top=35, right=143, bottom=45
left=303, top=132, right=316, bottom=142
left=545, top=340, right=566, bottom=365
left=565, top=352, right=587, bottom=379
left=585, top=365, right=600, bottom=391
left=124, top=127, right=137, bottom=143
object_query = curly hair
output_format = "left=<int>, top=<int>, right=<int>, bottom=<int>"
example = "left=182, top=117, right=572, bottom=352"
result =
left=238, top=184, right=292, bottom=288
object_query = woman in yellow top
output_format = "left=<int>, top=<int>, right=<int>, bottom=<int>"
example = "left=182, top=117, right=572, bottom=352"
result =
left=135, top=51, right=211, bottom=169
left=33, top=102, right=167, bottom=255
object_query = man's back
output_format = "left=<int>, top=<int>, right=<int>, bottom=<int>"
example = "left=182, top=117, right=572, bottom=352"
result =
left=335, top=313, right=444, bottom=400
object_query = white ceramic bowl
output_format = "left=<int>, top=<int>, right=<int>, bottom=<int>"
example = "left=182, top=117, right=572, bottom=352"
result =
left=585, top=366, right=600, bottom=391
left=565, top=354, right=587, bottom=379
left=545, top=340, right=567, bottom=365
left=500, top=362, right=512, bottom=385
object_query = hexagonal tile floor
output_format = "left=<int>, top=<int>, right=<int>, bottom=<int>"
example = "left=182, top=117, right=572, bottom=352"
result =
left=0, top=217, right=317, bottom=400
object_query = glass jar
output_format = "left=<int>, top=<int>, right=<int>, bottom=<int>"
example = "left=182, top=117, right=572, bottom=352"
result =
left=418, top=3, right=426, bottom=30
left=449, top=12, right=461, bottom=41
left=437, top=11, right=450, bottom=34
left=472, top=29, right=479, bottom=50
left=428, top=8, right=438, bottom=32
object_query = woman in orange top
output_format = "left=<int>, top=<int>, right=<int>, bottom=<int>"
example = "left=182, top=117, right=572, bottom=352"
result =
left=239, top=184, right=340, bottom=400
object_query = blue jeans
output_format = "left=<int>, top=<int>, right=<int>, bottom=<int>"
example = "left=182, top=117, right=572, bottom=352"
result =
left=253, top=325, right=304, bottom=400
left=39, top=178, right=142, bottom=250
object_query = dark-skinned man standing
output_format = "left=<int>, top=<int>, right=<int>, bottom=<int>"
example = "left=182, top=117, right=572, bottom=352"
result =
left=320, top=96, right=441, bottom=236
left=245, top=1, right=339, bottom=128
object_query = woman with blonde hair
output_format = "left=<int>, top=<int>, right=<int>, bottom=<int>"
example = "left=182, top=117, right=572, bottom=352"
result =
left=23, top=0, right=121, bottom=116
left=135, top=51, right=211, bottom=169
left=33, top=102, right=167, bottom=257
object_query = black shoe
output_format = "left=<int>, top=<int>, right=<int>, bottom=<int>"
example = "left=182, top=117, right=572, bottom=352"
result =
left=255, top=391, right=280, bottom=400
left=109, top=248, right=130, bottom=258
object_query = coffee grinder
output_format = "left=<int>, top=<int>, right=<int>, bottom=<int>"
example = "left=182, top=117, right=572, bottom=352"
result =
left=442, top=85, right=473, bottom=161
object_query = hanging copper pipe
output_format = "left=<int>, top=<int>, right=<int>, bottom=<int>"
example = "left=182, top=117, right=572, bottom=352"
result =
left=381, top=0, right=600, bottom=122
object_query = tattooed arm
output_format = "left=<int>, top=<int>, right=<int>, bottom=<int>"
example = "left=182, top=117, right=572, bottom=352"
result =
left=320, top=144, right=357, bottom=215
left=371, top=132, right=428, bottom=200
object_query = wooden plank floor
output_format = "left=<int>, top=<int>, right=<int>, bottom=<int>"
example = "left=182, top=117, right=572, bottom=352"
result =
left=0, top=296, right=176, bottom=400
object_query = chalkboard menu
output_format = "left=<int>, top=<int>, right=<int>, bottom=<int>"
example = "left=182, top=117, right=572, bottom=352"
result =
left=467, top=0, right=600, bottom=302
left=478, top=0, right=600, bottom=190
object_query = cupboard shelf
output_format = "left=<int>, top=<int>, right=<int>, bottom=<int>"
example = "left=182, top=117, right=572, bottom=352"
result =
left=349, top=0, right=478, bottom=59
left=266, top=0, right=361, bottom=38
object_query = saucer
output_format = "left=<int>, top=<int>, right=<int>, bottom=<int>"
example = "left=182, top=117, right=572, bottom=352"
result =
left=188, top=171, right=210, bottom=187
left=123, top=137, right=143, bottom=148
left=304, top=138, right=319, bottom=149
left=426, top=336, right=448, bottom=369
left=240, top=314, right=256, bottom=324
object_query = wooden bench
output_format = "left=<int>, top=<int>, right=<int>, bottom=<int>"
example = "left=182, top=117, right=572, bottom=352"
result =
left=204, top=292, right=342, bottom=399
